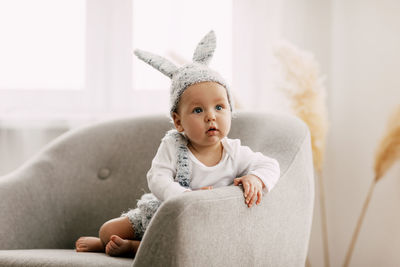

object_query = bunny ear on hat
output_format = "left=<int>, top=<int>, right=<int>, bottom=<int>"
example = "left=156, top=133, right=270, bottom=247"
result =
left=192, top=30, right=216, bottom=65
left=134, top=49, right=178, bottom=78
left=134, top=30, right=233, bottom=115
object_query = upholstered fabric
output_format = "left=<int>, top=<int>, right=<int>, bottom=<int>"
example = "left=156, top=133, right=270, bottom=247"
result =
left=0, top=250, right=132, bottom=267
left=0, top=112, right=314, bottom=267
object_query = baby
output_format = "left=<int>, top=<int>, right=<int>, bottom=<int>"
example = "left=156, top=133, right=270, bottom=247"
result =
left=75, top=31, right=280, bottom=258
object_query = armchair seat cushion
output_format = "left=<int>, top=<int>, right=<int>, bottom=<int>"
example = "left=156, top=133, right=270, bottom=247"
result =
left=0, top=250, right=132, bottom=267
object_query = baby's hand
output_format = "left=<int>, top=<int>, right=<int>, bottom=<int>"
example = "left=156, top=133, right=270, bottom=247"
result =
left=234, top=175, right=264, bottom=208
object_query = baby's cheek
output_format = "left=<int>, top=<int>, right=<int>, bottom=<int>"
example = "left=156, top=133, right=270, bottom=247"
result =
left=223, top=117, right=231, bottom=134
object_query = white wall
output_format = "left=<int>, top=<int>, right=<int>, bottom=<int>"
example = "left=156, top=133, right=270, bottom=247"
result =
left=232, top=0, right=283, bottom=112
left=328, top=0, right=400, bottom=266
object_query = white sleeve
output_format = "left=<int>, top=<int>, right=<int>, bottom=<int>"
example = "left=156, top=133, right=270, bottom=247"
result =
left=146, top=138, right=190, bottom=202
left=236, top=142, right=280, bottom=193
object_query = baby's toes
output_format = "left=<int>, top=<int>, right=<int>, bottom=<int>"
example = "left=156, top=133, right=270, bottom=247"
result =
left=110, top=235, right=124, bottom=246
left=75, top=238, right=89, bottom=251
left=105, top=245, right=110, bottom=255
left=75, top=238, right=83, bottom=245
left=106, top=236, right=125, bottom=256
left=76, top=245, right=87, bottom=252
left=105, top=241, right=115, bottom=255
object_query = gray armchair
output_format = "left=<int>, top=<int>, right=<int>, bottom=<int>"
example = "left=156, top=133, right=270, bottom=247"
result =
left=0, top=112, right=314, bottom=267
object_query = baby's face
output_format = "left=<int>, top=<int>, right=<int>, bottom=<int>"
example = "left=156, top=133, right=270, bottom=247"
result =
left=173, top=81, right=231, bottom=149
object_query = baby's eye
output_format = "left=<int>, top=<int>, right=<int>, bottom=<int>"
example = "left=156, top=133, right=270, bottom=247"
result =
left=193, top=107, right=203, bottom=114
left=216, top=105, right=223, bottom=111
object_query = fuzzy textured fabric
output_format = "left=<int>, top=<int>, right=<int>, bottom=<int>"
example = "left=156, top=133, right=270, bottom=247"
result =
left=134, top=30, right=234, bottom=115
left=121, top=193, right=161, bottom=240
left=121, top=130, right=190, bottom=240
left=165, top=130, right=191, bottom=188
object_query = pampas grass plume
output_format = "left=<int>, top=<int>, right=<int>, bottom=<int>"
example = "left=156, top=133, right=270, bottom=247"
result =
left=374, top=105, right=400, bottom=181
left=273, top=41, right=328, bottom=173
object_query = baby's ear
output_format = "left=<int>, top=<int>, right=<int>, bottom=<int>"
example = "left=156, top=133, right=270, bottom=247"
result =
left=172, top=112, right=184, bottom=132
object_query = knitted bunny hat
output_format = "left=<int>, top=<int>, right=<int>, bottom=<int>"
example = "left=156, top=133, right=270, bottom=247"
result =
left=134, top=30, right=234, bottom=116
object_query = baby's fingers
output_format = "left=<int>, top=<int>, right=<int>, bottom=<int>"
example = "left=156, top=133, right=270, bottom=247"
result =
left=256, top=190, right=262, bottom=205
left=244, top=182, right=251, bottom=197
left=245, top=184, right=254, bottom=204
left=233, top=178, right=240, bottom=186
left=248, top=189, right=257, bottom=207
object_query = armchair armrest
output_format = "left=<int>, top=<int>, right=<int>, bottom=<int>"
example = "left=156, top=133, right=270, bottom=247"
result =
left=133, top=129, right=314, bottom=267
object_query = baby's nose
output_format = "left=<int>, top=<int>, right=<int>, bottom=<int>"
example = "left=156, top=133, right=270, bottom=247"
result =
left=205, top=111, right=216, bottom=121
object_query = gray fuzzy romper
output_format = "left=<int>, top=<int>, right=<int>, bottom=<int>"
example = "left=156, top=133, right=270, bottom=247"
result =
left=121, top=130, right=191, bottom=240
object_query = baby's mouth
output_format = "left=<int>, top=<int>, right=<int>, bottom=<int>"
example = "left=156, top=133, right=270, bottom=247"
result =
left=206, top=126, right=218, bottom=133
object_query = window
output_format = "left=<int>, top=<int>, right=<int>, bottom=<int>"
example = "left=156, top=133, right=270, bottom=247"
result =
left=0, top=0, right=88, bottom=120
left=0, top=0, right=233, bottom=120
left=0, top=0, right=85, bottom=91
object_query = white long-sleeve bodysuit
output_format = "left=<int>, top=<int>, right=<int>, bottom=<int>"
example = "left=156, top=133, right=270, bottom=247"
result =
left=147, top=136, right=280, bottom=202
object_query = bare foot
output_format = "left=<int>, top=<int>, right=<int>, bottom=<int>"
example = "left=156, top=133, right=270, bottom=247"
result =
left=105, top=235, right=140, bottom=257
left=75, top=237, right=104, bottom=252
